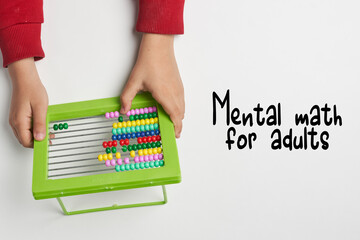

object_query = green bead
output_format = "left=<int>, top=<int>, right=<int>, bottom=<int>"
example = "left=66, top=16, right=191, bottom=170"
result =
left=144, top=162, right=150, bottom=168
left=144, top=113, right=148, bottom=119
left=131, top=126, right=135, bottom=132
left=115, top=165, right=121, bottom=172
left=148, top=112, right=153, bottom=118
left=132, top=144, right=137, bottom=150
left=140, top=125, right=145, bottom=132
left=154, top=161, right=160, bottom=167
left=159, top=160, right=164, bottom=166
left=135, top=126, right=140, bottom=132
left=134, top=115, right=139, bottom=120
left=149, top=161, right=155, bottom=168
left=117, top=128, right=122, bottom=134
left=149, top=124, right=154, bottom=130
left=122, top=146, right=127, bottom=152
left=146, top=143, right=151, bottom=149
left=129, top=115, right=134, bottom=121
left=156, top=141, right=161, bottom=147
left=135, top=163, right=140, bottom=169
left=125, top=164, right=130, bottom=171
left=53, top=124, right=58, bottom=130
left=112, top=129, right=117, bottom=135
left=58, top=123, right=64, bottom=130
left=106, top=148, right=111, bottom=154
left=139, top=114, right=144, bottom=120
left=112, top=147, right=117, bottom=153
left=118, top=116, right=123, bottom=122
left=122, top=128, right=127, bottom=134
left=142, top=143, right=146, bottom=149
left=130, top=163, right=135, bottom=170
left=137, top=144, right=142, bottom=150
left=154, top=123, right=159, bottom=130
left=128, top=145, right=132, bottom=151
left=140, top=162, right=145, bottom=169
left=120, top=165, right=125, bottom=171
left=144, top=125, right=149, bottom=131
left=126, top=127, right=131, bottom=133
left=153, top=112, right=157, bottom=117
left=63, top=123, right=68, bottom=129
left=151, top=142, right=156, bottom=148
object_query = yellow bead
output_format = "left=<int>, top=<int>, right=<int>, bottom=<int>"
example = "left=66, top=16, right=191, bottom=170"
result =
left=113, top=123, right=118, bottom=128
left=154, top=117, right=158, bottom=123
left=103, top=154, right=108, bottom=161
left=138, top=150, right=143, bottom=156
left=130, top=150, right=135, bottom=158
left=140, top=119, right=145, bottom=125
left=157, top=147, right=162, bottom=154
left=150, top=118, right=154, bottom=124
left=117, top=122, right=122, bottom=128
left=127, top=121, right=131, bottom=127
left=136, top=120, right=141, bottom=126
left=153, top=148, right=158, bottom=154
left=132, top=120, right=136, bottom=127
left=143, top=149, right=148, bottom=155
left=116, top=152, right=121, bottom=159
left=108, top=153, right=113, bottom=160
left=98, top=154, right=103, bottom=161
left=148, top=148, right=153, bottom=155
left=145, top=119, right=150, bottom=125
left=122, top=122, right=127, bottom=128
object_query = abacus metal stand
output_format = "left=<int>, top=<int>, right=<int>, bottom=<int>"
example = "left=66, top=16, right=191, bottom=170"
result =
left=56, top=185, right=167, bottom=215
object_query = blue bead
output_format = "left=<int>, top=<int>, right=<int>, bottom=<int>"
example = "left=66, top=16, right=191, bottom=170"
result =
left=155, top=130, right=160, bottom=135
left=122, top=134, right=127, bottom=139
left=136, top=132, right=141, bottom=138
left=140, top=132, right=145, bottom=137
left=145, top=131, right=150, bottom=136
left=150, top=130, right=155, bottom=136
left=126, top=133, right=131, bottom=139
left=117, top=135, right=122, bottom=140
left=131, top=133, right=136, bottom=138
left=112, top=135, right=117, bottom=140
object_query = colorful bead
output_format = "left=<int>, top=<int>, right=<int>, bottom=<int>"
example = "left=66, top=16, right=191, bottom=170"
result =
left=145, top=131, right=150, bottom=136
left=140, top=119, right=145, bottom=125
left=128, top=145, right=132, bottom=151
left=154, top=117, right=158, bottom=123
left=110, top=159, right=116, bottom=166
left=135, top=126, right=140, bottom=132
left=149, top=118, right=154, bottom=124
left=143, top=149, right=148, bottom=155
left=113, top=123, right=118, bottom=128
left=105, top=112, right=110, bottom=119
left=117, top=158, right=122, bottom=165
left=124, top=158, right=130, bottom=164
left=144, top=113, right=149, bottom=119
left=131, top=109, right=135, bottom=115
left=122, top=146, right=127, bottom=152
left=108, top=141, right=113, bottom=147
left=144, top=108, right=149, bottom=114
left=149, top=124, right=154, bottom=131
left=120, top=165, right=125, bottom=171
left=125, top=164, right=130, bottom=171
left=129, top=115, right=134, bottom=121
left=136, top=120, right=141, bottom=126
left=63, top=123, right=69, bottom=129
left=105, top=160, right=111, bottom=167
left=154, top=154, right=159, bottom=160
left=103, top=154, right=108, bottom=161
left=156, top=135, right=161, bottom=141
left=159, top=160, right=164, bottom=166
left=114, top=111, right=120, bottom=118
left=153, top=148, right=158, bottom=154
left=158, top=154, right=163, bottom=160
left=117, top=122, right=122, bottom=128
left=98, top=154, right=103, bottom=161
left=148, top=107, right=153, bottom=113
left=148, top=148, right=153, bottom=155
left=149, top=154, right=154, bottom=161
left=130, top=150, right=135, bottom=158
left=137, top=144, right=143, bottom=150
left=130, top=163, right=135, bottom=170
left=118, top=116, right=123, bottom=122
left=53, top=124, right=58, bottom=130
left=140, top=132, right=145, bottom=137
left=134, top=156, right=139, bottom=163
left=140, top=162, right=145, bottom=169
left=136, top=132, right=141, bottom=138
left=135, top=109, right=140, bottom=115
left=112, top=135, right=117, bottom=140
left=144, top=162, right=150, bottom=168
left=138, top=149, right=144, bottom=156
left=117, top=135, right=122, bottom=140
left=115, top=152, right=121, bottom=159
left=131, top=126, right=135, bottom=132
left=131, top=120, right=136, bottom=127
left=156, top=142, right=161, bottom=147
left=59, top=124, right=64, bottom=130
left=151, top=141, right=156, bottom=147
left=108, top=153, right=113, bottom=160
left=112, top=140, right=117, bottom=147
left=140, top=108, right=144, bottom=114
left=115, top=165, right=121, bottom=172
left=126, top=111, right=131, bottom=117
left=157, top=148, right=162, bottom=154
left=154, top=160, right=160, bottom=167
left=152, top=106, right=157, bottom=112
left=154, top=123, right=159, bottom=130
left=132, top=144, right=137, bottom=150
left=140, top=125, right=145, bottom=132
left=144, top=155, right=149, bottom=162
left=102, top=142, right=108, bottom=148
left=155, top=130, right=160, bottom=135
left=140, top=156, right=144, bottom=162
left=134, top=115, right=139, bottom=120
left=110, top=112, right=114, bottom=118
left=144, top=125, right=149, bottom=131
left=135, top=163, right=140, bottom=169
left=124, top=139, right=129, bottom=145
left=145, top=119, right=150, bottom=125
left=106, top=147, right=111, bottom=154
left=149, top=161, right=155, bottom=168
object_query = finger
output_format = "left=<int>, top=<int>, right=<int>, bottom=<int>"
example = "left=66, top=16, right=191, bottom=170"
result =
left=32, top=102, right=48, bottom=141
left=170, top=115, right=183, bottom=138
left=120, top=78, right=141, bottom=114
left=11, top=126, right=22, bottom=145
left=17, top=127, right=34, bottom=148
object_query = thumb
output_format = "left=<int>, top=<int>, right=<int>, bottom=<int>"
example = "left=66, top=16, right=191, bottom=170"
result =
left=32, top=103, right=48, bottom=141
left=120, top=78, right=141, bottom=114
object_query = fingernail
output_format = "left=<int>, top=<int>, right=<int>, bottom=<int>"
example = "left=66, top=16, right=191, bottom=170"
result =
left=120, top=106, right=125, bottom=114
left=35, top=133, right=45, bottom=141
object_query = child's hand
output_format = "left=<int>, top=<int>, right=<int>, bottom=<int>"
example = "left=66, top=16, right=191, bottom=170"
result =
left=8, top=58, right=48, bottom=148
left=120, top=33, right=185, bottom=138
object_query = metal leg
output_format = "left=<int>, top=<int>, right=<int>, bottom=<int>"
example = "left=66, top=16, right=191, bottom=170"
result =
left=56, top=185, right=168, bottom=215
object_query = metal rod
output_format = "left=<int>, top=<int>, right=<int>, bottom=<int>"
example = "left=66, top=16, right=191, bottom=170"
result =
left=48, top=168, right=114, bottom=178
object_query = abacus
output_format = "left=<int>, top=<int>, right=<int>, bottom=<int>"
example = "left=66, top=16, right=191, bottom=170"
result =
left=32, top=93, right=181, bottom=215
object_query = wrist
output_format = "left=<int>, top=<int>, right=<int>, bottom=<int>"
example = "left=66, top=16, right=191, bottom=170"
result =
left=140, top=33, right=174, bottom=53
left=8, top=58, right=41, bottom=88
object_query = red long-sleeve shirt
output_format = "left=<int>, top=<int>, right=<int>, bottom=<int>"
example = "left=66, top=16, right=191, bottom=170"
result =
left=0, top=0, right=184, bottom=68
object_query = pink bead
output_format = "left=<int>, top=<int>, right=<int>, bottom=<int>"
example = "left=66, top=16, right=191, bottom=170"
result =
left=158, top=154, right=163, bottom=160
left=144, top=155, right=149, bottom=162
left=124, top=157, right=130, bottom=164
left=135, top=109, right=140, bottom=115
left=144, top=108, right=149, bottom=114
left=130, top=109, right=135, bottom=115
left=105, top=112, right=110, bottom=119
left=105, top=160, right=111, bottom=167
left=111, top=159, right=116, bottom=166
left=117, top=159, right=122, bottom=165
left=139, top=156, right=144, bottom=162
left=110, top=112, right=114, bottom=118
left=114, top=111, right=119, bottom=118
left=126, top=111, right=131, bottom=117
left=154, top=154, right=159, bottom=160
left=139, top=108, right=144, bottom=114
left=148, top=107, right=153, bottom=113
left=149, top=155, right=154, bottom=161
left=134, top=156, right=139, bottom=163
left=152, top=106, right=157, bottom=112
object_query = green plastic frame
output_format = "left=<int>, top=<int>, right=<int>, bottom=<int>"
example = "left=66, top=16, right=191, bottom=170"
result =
left=32, top=93, right=181, bottom=204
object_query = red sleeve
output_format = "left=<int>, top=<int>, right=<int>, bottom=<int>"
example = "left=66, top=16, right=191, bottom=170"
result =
left=136, top=0, right=185, bottom=34
left=0, top=0, right=44, bottom=68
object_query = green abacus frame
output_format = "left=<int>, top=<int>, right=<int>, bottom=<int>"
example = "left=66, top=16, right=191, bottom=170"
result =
left=32, top=93, right=181, bottom=215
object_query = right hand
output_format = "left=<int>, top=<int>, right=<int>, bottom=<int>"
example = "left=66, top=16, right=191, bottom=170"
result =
left=8, top=58, right=48, bottom=148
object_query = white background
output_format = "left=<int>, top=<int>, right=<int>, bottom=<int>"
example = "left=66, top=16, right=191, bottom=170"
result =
left=1, top=0, right=360, bottom=239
